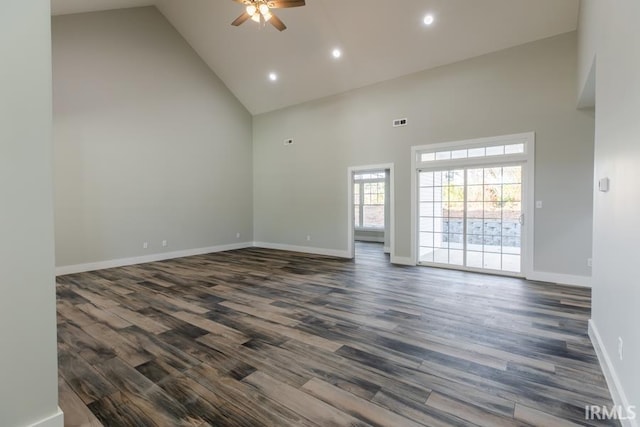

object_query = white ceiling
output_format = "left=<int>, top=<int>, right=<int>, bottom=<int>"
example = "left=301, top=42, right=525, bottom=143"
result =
left=51, top=0, right=580, bottom=115
left=51, top=0, right=154, bottom=15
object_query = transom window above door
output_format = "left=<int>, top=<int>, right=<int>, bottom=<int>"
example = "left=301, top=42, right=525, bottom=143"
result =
left=415, top=134, right=531, bottom=167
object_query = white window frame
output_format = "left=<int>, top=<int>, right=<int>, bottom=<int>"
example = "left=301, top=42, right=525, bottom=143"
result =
left=410, top=132, right=535, bottom=277
left=353, top=173, right=386, bottom=231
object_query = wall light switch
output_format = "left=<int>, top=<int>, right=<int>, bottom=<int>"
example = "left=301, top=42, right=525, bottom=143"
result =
left=598, top=177, right=610, bottom=192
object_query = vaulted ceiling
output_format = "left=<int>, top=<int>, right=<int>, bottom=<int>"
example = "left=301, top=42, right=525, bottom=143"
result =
left=51, top=0, right=580, bottom=114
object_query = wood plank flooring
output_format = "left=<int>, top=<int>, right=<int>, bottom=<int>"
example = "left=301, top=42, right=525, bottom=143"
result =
left=57, top=242, right=617, bottom=426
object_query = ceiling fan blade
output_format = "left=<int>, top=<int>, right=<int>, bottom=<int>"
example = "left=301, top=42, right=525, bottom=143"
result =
left=269, top=12, right=287, bottom=31
left=231, top=12, right=251, bottom=26
left=269, top=0, right=305, bottom=8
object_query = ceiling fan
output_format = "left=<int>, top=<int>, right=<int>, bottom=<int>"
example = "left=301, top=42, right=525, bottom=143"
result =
left=231, top=0, right=306, bottom=32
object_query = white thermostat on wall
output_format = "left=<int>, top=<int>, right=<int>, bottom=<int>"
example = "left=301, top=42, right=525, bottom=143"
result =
left=598, top=177, right=610, bottom=192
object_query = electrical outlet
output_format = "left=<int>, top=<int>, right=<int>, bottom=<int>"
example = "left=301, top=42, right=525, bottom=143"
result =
left=143, top=242, right=149, bottom=249
left=236, top=232, right=241, bottom=239
left=587, top=258, right=593, bottom=267
left=618, top=337, right=624, bottom=361
left=306, top=235, right=312, bottom=241
left=162, top=240, right=167, bottom=247
left=535, top=201, right=543, bottom=209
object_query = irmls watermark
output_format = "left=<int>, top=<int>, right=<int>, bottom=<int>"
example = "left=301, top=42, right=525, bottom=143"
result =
left=585, top=405, right=636, bottom=421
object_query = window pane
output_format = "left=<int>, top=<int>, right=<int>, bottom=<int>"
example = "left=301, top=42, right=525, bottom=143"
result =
left=434, top=233, right=448, bottom=249
left=420, top=247, right=434, bottom=263
left=420, top=217, right=434, bottom=232
left=467, top=185, right=483, bottom=202
left=434, top=248, right=448, bottom=263
left=467, top=168, right=483, bottom=185
left=419, top=218, right=435, bottom=233
left=419, top=232, right=434, bottom=248
left=447, top=186, right=465, bottom=202
left=484, top=167, right=502, bottom=184
left=448, top=170, right=465, bottom=186
left=486, top=145, right=505, bottom=156
left=505, top=143, right=524, bottom=154
left=435, top=151, right=451, bottom=160
left=503, top=202, right=521, bottom=220
left=483, top=253, right=501, bottom=270
left=447, top=202, right=465, bottom=218
left=466, top=202, right=483, bottom=218
left=451, top=149, right=467, bottom=159
left=502, top=184, right=521, bottom=202
left=503, top=166, right=522, bottom=184
left=502, top=237, right=521, bottom=255
left=434, top=201, right=446, bottom=218
left=467, top=251, right=483, bottom=268
left=419, top=171, right=435, bottom=187
left=420, top=202, right=434, bottom=217
left=466, top=232, right=483, bottom=251
left=483, top=203, right=502, bottom=219
left=354, top=205, right=361, bottom=227
left=502, top=254, right=520, bottom=272
left=421, top=152, right=436, bottom=162
left=419, top=187, right=434, bottom=202
left=448, top=233, right=464, bottom=249
left=363, top=205, right=384, bottom=228
left=449, top=249, right=464, bottom=265
left=468, top=147, right=485, bottom=158
left=484, top=185, right=502, bottom=203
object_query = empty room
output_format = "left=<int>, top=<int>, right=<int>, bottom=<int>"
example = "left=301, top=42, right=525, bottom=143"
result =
left=1, top=0, right=638, bottom=426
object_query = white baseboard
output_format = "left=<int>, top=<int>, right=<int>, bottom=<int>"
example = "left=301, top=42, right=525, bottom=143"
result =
left=354, top=236, right=385, bottom=243
left=28, top=407, right=63, bottom=427
left=55, top=242, right=253, bottom=276
left=252, top=242, right=350, bottom=259
left=527, top=271, right=592, bottom=288
left=390, top=256, right=414, bottom=266
left=588, top=320, right=637, bottom=427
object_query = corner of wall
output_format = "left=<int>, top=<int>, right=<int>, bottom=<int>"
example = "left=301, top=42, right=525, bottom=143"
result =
left=27, top=407, right=64, bottom=427
left=589, top=320, right=638, bottom=427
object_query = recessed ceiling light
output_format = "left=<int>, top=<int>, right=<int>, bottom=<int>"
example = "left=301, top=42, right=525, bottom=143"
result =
left=423, top=14, right=435, bottom=26
left=268, top=72, right=278, bottom=82
left=332, top=48, right=342, bottom=59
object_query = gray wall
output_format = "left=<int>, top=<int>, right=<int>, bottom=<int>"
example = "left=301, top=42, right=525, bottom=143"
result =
left=0, top=1, right=60, bottom=426
left=52, top=7, right=253, bottom=268
left=581, top=0, right=640, bottom=411
left=253, top=32, right=595, bottom=277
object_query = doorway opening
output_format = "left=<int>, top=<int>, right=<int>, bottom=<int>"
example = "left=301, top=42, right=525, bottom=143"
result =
left=347, top=164, right=394, bottom=261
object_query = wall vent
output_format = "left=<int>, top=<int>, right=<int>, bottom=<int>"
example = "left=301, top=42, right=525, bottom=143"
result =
left=393, top=118, right=407, bottom=127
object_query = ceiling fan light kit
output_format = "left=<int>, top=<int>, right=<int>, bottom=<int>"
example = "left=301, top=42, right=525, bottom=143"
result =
left=231, top=0, right=306, bottom=32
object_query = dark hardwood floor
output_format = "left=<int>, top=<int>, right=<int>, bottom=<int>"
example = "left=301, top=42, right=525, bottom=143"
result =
left=57, top=242, right=617, bottom=426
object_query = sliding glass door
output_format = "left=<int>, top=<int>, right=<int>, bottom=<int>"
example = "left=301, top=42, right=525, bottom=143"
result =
left=418, top=165, right=523, bottom=274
